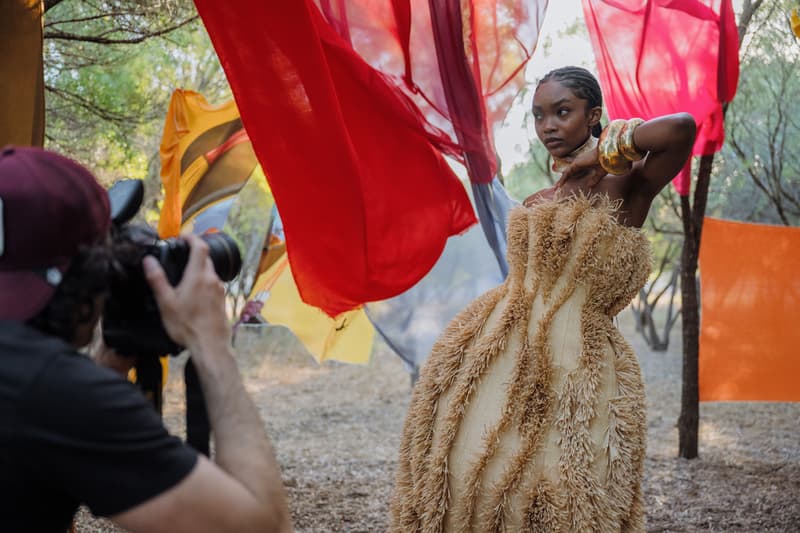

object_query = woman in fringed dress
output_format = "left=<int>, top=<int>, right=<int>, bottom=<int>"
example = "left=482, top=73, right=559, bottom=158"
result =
left=390, top=66, right=696, bottom=532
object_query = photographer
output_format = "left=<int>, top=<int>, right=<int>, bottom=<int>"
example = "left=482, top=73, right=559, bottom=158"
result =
left=0, top=146, right=291, bottom=532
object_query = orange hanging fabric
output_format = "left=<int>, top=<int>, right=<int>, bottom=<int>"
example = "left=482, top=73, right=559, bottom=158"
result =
left=157, top=90, right=256, bottom=238
left=699, top=217, right=800, bottom=401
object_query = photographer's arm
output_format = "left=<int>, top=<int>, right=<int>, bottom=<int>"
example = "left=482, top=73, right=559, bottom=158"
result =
left=110, top=236, right=291, bottom=533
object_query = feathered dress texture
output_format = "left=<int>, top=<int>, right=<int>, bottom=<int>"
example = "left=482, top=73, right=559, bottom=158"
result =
left=390, top=196, right=652, bottom=532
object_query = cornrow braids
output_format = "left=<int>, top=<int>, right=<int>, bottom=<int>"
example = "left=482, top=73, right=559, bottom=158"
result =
left=538, top=66, right=604, bottom=137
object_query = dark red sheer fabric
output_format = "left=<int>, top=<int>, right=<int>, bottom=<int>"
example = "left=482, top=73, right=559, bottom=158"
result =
left=582, top=0, right=739, bottom=194
left=194, top=1, right=547, bottom=315
left=193, top=1, right=478, bottom=316
left=315, top=0, right=548, bottom=184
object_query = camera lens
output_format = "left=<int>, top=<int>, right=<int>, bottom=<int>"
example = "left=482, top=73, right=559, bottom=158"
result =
left=202, top=232, right=242, bottom=282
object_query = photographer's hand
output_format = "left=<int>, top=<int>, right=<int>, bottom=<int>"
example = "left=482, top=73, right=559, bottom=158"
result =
left=122, top=235, right=292, bottom=533
left=142, top=235, right=230, bottom=353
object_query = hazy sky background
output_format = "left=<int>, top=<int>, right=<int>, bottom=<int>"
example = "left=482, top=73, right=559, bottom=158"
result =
left=495, top=0, right=594, bottom=170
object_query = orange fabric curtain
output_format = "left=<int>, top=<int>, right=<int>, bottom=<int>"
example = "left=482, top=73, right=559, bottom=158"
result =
left=158, top=90, right=255, bottom=238
left=699, top=217, right=800, bottom=401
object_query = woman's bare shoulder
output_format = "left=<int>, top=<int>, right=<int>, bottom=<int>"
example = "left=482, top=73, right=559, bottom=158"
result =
left=522, top=187, right=556, bottom=208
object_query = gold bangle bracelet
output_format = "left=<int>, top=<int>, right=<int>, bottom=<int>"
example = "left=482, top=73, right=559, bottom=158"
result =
left=619, top=118, right=645, bottom=161
left=598, top=119, right=632, bottom=175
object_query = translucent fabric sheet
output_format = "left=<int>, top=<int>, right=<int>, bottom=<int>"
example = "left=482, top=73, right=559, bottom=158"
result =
left=365, top=210, right=506, bottom=370
left=194, top=0, right=479, bottom=316
left=471, top=177, right=517, bottom=278
left=315, top=1, right=543, bottom=277
left=249, top=209, right=376, bottom=365
left=315, top=0, right=548, bottom=184
left=582, top=0, right=739, bottom=194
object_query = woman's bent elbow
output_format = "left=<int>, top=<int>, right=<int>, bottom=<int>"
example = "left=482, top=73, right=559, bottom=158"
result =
left=674, top=112, right=697, bottom=145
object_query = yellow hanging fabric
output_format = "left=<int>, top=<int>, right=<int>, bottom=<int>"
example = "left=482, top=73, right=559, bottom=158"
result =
left=158, top=90, right=250, bottom=237
left=250, top=254, right=375, bottom=365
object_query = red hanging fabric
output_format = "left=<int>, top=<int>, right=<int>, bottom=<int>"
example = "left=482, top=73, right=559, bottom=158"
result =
left=582, top=0, right=739, bottom=195
left=314, top=0, right=548, bottom=184
left=193, top=0, right=477, bottom=316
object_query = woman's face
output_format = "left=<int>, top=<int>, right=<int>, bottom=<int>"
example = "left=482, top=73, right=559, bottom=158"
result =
left=532, top=80, right=601, bottom=158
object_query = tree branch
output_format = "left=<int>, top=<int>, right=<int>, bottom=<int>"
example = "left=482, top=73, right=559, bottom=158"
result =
left=729, top=135, right=775, bottom=201
left=44, top=11, right=127, bottom=28
left=45, top=84, right=144, bottom=124
left=738, top=0, right=765, bottom=46
left=44, top=16, right=198, bottom=44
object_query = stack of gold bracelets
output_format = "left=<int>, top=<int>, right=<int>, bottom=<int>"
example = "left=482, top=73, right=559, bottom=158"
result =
left=598, top=118, right=645, bottom=175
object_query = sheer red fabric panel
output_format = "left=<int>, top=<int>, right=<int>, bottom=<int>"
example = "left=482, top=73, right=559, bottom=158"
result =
left=315, top=0, right=548, bottom=184
left=582, top=0, right=739, bottom=195
left=194, top=0, right=476, bottom=316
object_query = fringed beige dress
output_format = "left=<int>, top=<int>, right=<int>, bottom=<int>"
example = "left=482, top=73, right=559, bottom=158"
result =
left=390, top=195, right=652, bottom=532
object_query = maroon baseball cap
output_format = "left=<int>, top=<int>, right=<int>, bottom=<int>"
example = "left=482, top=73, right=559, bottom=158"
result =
left=0, top=146, right=110, bottom=321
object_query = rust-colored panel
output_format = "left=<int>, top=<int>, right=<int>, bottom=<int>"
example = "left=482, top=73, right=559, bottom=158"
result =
left=699, top=217, right=800, bottom=401
left=0, top=0, right=44, bottom=147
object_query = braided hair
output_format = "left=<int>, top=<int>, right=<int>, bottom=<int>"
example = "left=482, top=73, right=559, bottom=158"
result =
left=538, top=66, right=603, bottom=137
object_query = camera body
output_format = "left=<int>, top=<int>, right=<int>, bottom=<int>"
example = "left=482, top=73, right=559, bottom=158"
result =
left=102, top=180, right=242, bottom=358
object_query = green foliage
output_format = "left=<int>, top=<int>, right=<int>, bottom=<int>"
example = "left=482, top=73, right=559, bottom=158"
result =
left=711, top=0, right=800, bottom=226
left=503, top=141, right=554, bottom=201
left=42, top=1, right=228, bottom=192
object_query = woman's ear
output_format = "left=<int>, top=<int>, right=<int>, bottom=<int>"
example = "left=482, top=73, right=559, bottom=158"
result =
left=587, top=106, right=602, bottom=129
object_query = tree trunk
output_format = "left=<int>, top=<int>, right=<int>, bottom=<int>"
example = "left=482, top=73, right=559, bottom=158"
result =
left=678, top=195, right=699, bottom=458
left=675, top=0, right=765, bottom=461
left=677, top=153, right=714, bottom=459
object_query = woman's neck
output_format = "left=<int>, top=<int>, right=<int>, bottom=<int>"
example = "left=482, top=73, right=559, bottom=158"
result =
left=551, top=134, right=597, bottom=173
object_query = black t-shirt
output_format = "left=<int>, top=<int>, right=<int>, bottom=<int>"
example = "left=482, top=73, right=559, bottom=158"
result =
left=0, top=321, right=198, bottom=532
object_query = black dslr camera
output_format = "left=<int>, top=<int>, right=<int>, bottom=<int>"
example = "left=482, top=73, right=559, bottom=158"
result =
left=102, top=179, right=242, bottom=358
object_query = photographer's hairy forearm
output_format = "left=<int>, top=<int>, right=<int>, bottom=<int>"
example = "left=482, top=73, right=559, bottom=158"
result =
left=190, top=338, right=291, bottom=532
left=136, top=239, right=291, bottom=532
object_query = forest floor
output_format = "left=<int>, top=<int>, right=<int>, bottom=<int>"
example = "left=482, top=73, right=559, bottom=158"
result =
left=76, top=310, right=799, bottom=532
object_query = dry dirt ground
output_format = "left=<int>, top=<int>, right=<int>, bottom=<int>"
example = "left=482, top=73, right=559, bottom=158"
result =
left=77, top=311, right=799, bottom=532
